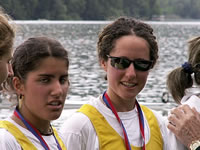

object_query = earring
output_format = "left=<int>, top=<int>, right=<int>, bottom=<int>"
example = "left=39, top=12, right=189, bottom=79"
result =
left=18, top=94, right=24, bottom=109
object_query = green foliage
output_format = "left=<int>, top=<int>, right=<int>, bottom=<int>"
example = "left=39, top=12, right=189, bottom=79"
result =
left=64, top=0, right=86, bottom=20
left=0, top=0, right=200, bottom=20
left=158, top=0, right=200, bottom=20
left=34, top=0, right=67, bottom=20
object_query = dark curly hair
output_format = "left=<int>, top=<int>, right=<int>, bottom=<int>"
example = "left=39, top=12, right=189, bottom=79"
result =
left=97, top=17, right=158, bottom=68
left=167, top=37, right=200, bottom=103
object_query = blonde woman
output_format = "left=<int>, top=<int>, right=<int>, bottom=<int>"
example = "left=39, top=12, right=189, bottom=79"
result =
left=0, top=8, right=15, bottom=88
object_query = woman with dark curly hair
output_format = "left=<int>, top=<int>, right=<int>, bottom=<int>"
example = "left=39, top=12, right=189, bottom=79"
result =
left=61, top=17, right=170, bottom=150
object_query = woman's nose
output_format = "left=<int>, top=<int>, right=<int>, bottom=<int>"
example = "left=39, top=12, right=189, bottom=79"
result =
left=126, top=63, right=136, bottom=77
left=51, top=81, right=63, bottom=97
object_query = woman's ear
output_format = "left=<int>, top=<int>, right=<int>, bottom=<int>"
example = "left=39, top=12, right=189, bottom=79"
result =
left=100, top=59, right=107, bottom=72
left=13, top=77, right=25, bottom=95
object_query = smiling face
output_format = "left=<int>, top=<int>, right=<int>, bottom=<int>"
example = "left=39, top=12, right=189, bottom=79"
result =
left=14, top=57, right=69, bottom=122
left=101, top=35, right=150, bottom=108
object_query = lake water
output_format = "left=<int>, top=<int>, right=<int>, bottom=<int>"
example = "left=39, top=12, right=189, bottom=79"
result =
left=1, top=20, right=200, bottom=128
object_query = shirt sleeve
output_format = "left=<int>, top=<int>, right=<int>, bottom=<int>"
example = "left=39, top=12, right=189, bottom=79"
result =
left=60, top=112, right=98, bottom=150
left=0, top=128, right=22, bottom=150
left=166, top=127, right=187, bottom=150
left=152, top=110, right=187, bottom=150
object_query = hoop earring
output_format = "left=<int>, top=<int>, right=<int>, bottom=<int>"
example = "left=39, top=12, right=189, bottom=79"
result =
left=18, top=94, right=24, bottom=109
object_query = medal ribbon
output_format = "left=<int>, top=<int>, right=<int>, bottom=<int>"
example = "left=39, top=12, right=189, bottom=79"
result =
left=103, top=91, right=145, bottom=150
left=14, top=108, right=62, bottom=150
left=136, top=98, right=145, bottom=150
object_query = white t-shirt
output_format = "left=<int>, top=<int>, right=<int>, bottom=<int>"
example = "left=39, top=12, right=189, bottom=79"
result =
left=0, top=117, right=65, bottom=150
left=165, top=94, right=200, bottom=150
left=60, top=96, right=174, bottom=150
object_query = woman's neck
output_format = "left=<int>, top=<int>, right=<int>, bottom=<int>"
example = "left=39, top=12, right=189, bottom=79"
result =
left=12, top=108, right=52, bottom=135
left=103, top=91, right=136, bottom=112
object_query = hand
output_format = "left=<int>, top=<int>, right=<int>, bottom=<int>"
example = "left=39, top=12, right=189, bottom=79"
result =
left=167, top=104, right=200, bottom=149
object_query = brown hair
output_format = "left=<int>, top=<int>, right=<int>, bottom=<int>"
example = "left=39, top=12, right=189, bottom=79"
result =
left=5, top=36, right=69, bottom=104
left=97, top=17, right=158, bottom=67
left=167, top=37, right=200, bottom=103
left=0, top=8, right=15, bottom=58
left=12, top=36, right=69, bottom=80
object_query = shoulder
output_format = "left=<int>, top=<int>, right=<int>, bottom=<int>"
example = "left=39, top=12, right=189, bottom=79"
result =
left=60, top=102, right=98, bottom=150
left=142, top=105, right=166, bottom=125
left=60, top=97, right=100, bottom=136
left=0, top=128, right=21, bottom=150
left=60, top=96, right=105, bottom=138
left=60, top=111, right=92, bottom=135
left=60, top=96, right=101, bottom=132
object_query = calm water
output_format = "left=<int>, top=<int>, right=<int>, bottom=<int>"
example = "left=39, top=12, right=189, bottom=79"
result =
left=1, top=21, right=200, bottom=128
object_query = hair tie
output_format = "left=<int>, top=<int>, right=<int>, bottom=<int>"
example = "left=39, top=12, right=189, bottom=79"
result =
left=182, top=62, right=193, bottom=74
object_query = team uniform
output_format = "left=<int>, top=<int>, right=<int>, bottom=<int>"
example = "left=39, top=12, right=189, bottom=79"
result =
left=0, top=117, right=66, bottom=150
left=61, top=96, right=173, bottom=150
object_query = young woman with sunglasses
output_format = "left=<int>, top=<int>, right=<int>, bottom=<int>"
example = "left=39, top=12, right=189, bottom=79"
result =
left=0, top=9, right=15, bottom=89
left=61, top=17, right=171, bottom=150
left=0, top=36, right=69, bottom=150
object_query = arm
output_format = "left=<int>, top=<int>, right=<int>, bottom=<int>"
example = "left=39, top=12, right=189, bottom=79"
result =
left=168, top=104, right=200, bottom=149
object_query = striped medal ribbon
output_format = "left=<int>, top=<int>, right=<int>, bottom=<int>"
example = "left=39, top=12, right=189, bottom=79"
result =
left=103, top=91, right=145, bottom=150
left=14, top=108, right=62, bottom=150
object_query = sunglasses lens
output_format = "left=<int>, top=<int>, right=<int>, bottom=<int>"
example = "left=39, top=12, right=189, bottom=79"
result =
left=134, top=60, right=152, bottom=71
left=108, top=55, right=152, bottom=71
left=110, top=57, right=130, bottom=69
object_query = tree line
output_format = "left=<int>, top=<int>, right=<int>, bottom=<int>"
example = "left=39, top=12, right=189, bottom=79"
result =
left=0, top=0, right=199, bottom=20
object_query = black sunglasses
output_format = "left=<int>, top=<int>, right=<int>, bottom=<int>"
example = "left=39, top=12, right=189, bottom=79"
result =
left=107, top=55, right=153, bottom=71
